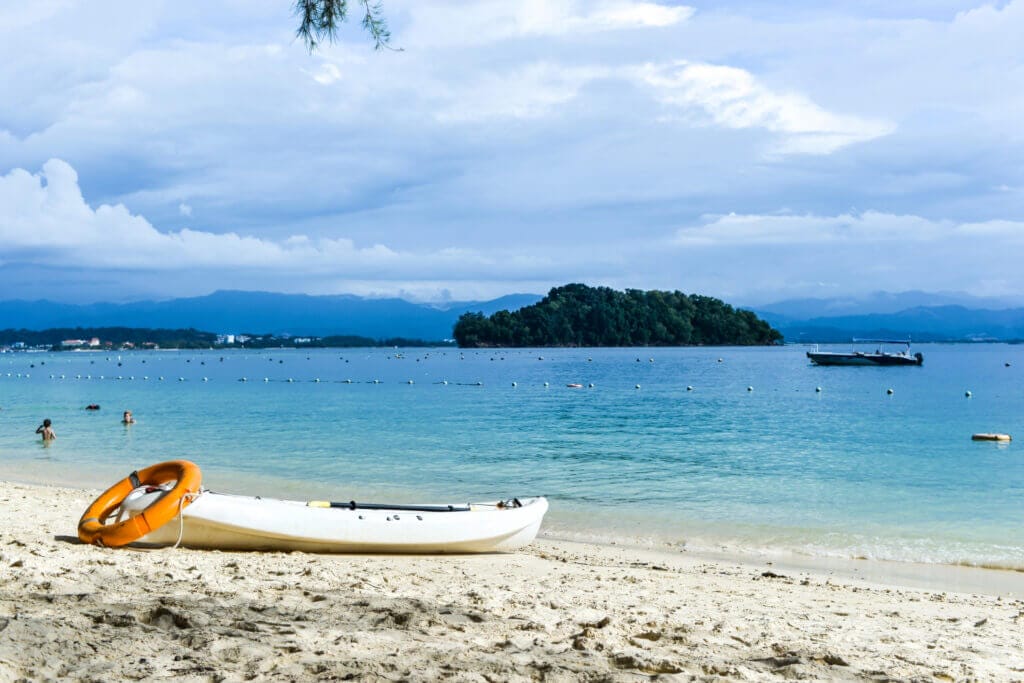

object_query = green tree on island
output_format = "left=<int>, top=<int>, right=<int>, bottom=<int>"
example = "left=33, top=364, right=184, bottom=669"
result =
left=452, top=284, right=783, bottom=348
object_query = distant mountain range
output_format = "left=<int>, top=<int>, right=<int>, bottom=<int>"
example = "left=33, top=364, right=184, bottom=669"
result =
left=2, top=289, right=1023, bottom=342
left=0, top=291, right=543, bottom=341
left=752, top=291, right=1024, bottom=342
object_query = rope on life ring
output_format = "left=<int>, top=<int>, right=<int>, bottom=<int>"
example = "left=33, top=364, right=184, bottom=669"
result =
left=78, top=460, right=202, bottom=547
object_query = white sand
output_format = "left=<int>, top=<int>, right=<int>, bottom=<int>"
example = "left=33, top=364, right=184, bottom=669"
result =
left=1, top=480, right=1022, bottom=682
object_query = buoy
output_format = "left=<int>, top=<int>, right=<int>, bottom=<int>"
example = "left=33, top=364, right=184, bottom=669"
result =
left=264, top=377, right=269, bottom=382
left=344, top=379, right=353, bottom=384
left=886, top=388, right=894, bottom=395
left=178, top=377, right=185, bottom=382
left=649, top=358, right=654, bottom=363
left=511, top=382, right=517, bottom=387
left=407, top=379, right=414, bottom=384
left=239, top=377, right=248, bottom=382
left=972, top=433, right=1011, bottom=442
left=635, top=384, right=641, bottom=389
left=747, top=386, right=753, bottom=392
left=543, top=382, right=549, bottom=387
left=158, top=376, right=164, bottom=381
left=588, top=383, right=594, bottom=388
left=373, top=379, right=380, bottom=384
left=686, top=385, right=694, bottom=391
left=202, top=377, right=208, bottom=382
left=717, top=358, right=723, bottom=363
left=815, top=386, right=822, bottom=393
left=965, top=390, right=972, bottom=397
left=287, top=378, right=294, bottom=383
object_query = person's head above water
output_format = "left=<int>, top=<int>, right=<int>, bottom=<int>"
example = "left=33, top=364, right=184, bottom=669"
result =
left=42, top=418, right=51, bottom=427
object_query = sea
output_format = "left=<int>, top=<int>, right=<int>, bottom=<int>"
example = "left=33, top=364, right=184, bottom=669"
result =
left=1, top=344, right=1021, bottom=570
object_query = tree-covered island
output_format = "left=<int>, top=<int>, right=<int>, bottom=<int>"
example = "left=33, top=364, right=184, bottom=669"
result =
left=453, top=284, right=782, bottom=347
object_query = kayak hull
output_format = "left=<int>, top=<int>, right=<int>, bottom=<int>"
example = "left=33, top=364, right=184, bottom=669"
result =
left=139, top=492, right=548, bottom=553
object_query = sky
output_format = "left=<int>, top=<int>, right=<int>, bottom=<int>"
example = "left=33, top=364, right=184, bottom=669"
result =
left=1, top=0, right=1022, bottom=305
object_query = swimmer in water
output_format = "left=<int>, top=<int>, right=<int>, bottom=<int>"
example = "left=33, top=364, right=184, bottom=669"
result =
left=122, top=410, right=135, bottom=424
left=36, top=418, right=56, bottom=441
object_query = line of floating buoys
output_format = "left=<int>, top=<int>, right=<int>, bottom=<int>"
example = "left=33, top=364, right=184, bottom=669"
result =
left=972, top=433, right=1011, bottom=442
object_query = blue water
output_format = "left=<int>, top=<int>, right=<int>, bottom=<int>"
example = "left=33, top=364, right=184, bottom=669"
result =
left=1, top=345, right=1022, bottom=568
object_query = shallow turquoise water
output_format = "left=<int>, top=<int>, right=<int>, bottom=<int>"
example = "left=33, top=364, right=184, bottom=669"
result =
left=1, top=344, right=1022, bottom=567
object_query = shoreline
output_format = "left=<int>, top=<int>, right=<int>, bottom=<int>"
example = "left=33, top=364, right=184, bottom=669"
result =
left=2, top=463, right=1022, bottom=595
left=1, top=479, right=1022, bottom=680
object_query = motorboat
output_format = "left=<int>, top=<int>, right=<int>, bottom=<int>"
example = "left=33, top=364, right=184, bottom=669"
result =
left=806, top=339, right=923, bottom=366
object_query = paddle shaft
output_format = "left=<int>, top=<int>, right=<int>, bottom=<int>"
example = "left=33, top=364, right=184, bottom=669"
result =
left=308, top=500, right=471, bottom=512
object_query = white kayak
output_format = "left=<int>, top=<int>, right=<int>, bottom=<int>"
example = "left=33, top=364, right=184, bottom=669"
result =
left=130, top=489, right=549, bottom=554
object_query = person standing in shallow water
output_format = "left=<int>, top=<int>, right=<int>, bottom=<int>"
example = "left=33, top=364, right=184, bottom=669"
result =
left=36, top=418, right=55, bottom=442
left=122, top=410, right=135, bottom=424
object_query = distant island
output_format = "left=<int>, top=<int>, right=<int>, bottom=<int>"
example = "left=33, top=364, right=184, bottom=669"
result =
left=453, top=284, right=782, bottom=347
left=0, top=327, right=452, bottom=352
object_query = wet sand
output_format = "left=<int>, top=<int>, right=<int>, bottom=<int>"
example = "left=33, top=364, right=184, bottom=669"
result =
left=1, top=480, right=1022, bottom=681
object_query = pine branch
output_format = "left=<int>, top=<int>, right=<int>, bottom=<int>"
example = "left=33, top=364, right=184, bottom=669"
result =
left=294, top=0, right=399, bottom=53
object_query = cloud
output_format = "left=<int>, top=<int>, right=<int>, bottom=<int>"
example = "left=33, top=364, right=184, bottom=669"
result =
left=1, top=1, right=1022, bottom=304
left=0, top=159, right=615, bottom=283
left=673, top=211, right=1024, bottom=247
left=178, top=202, right=192, bottom=217
left=637, top=62, right=895, bottom=154
left=664, top=210, right=1024, bottom=302
left=434, top=64, right=609, bottom=122
left=405, top=0, right=693, bottom=47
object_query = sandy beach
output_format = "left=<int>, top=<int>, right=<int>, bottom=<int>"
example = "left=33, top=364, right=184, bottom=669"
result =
left=1, top=480, right=1022, bottom=682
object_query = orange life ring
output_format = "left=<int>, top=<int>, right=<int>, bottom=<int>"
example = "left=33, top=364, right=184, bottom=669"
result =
left=78, top=460, right=202, bottom=547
